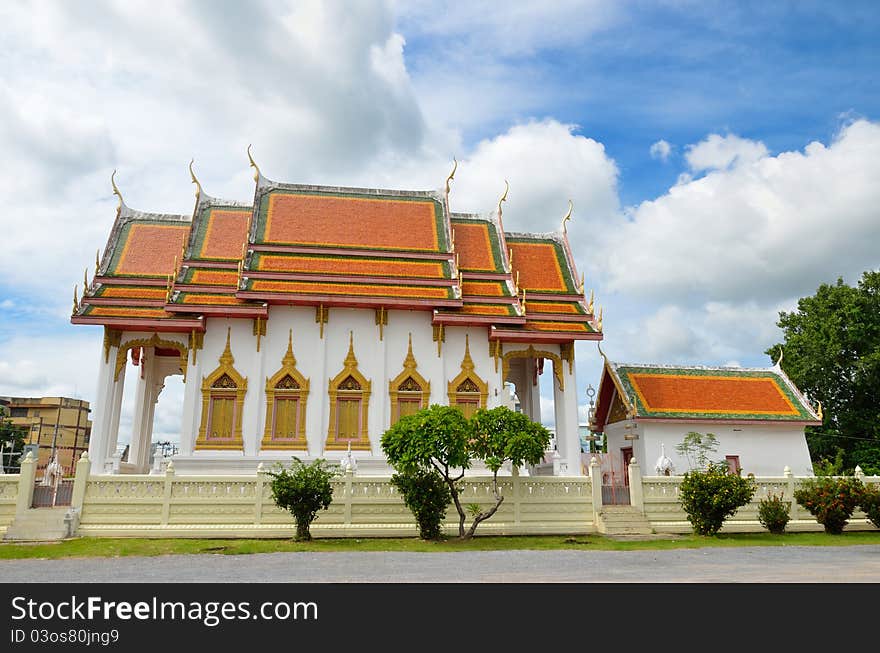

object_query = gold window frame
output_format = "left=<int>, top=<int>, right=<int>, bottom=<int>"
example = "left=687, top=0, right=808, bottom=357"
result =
left=447, top=334, right=488, bottom=414
left=196, top=328, right=247, bottom=450
left=326, top=332, right=372, bottom=451
left=388, top=334, right=431, bottom=425
left=262, top=329, right=310, bottom=450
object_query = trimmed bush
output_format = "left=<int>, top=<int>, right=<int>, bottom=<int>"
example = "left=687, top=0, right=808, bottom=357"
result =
left=391, top=467, right=452, bottom=540
left=679, top=463, right=756, bottom=536
left=859, top=483, right=880, bottom=529
left=757, top=493, right=790, bottom=534
left=793, top=476, right=864, bottom=535
left=264, top=457, right=339, bottom=541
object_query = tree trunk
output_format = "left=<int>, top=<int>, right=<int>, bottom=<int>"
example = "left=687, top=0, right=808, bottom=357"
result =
left=462, top=472, right=504, bottom=540
left=436, top=462, right=467, bottom=538
left=295, top=520, right=311, bottom=541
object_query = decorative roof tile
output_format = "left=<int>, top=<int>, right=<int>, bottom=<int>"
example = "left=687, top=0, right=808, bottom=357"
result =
left=253, top=253, right=449, bottom=279
left=256, top=189, right=447, bottom=252
left=598, top=362, right=821, bottom=423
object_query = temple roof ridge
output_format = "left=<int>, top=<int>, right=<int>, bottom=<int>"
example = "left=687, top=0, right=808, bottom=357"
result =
left=255, top=178, right=447, bottom=204
left=611, top=361, right=789, bottom=374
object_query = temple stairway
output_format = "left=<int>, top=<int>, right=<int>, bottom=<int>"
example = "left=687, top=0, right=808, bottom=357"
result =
left=596, top=506, right=654, bottom=536
left=4, top=507, right=73, bottom=541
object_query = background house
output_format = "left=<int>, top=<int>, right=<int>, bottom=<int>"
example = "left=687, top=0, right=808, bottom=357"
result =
left=590, top=359, right=819, bottom=477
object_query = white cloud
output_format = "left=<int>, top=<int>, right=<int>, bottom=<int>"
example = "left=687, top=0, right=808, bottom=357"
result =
left=0, top=0, right=426, bottom=304
left=685, top=133, right=769, bottom=172
left=650, top=139, right=672, bottom=161
left=0, top=332, right=100, bottom=399
left=598, top=120, right=880, bottom=306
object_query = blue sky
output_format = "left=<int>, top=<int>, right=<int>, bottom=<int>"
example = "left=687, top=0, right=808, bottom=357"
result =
left=0, top=1, right=878, bottom=438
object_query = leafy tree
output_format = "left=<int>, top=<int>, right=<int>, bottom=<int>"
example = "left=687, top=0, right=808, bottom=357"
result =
left=381, top=405, right=471, bottom=536
left=766, top=272, right=880, bottom=474
left=381, top=404, right=551, bottom=539
left=679, top=463, right=756, bottom=535
left=264, top=457, right=339, bottom=541
left=391, top=467, right=451, bottom=540
left=467, top=406, right=552, bottom=538
left=675, top=431, right=720, bottom=471
left=0, top=407, right=27, bottom=473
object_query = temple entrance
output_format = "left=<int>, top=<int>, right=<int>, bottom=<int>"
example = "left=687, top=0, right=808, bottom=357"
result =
left=503, top=352, right=563, bottom=475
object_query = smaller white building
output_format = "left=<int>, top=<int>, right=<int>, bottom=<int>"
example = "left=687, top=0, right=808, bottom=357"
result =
left=591, top=357, right=820, bottom=477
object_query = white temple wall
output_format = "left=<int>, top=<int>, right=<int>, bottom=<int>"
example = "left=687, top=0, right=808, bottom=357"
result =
left=638, top=422, right=814, bottom=477
left=604, top=418, right=813, bottom=477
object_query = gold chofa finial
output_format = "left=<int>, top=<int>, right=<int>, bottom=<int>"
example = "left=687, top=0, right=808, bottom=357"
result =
left=817, top=401, right=823, bottom=421
left=597, top=306, right=603, bottom=331
left=445, top=158, right=457, bottom=198
left=72, top=284, right=78, bottom=314
left=189, top=159, right=202, bottom=200
left=83, top=268, right=89, bottom=293
left=588, top=289, right=594, bottom=314
left=95, top=249, right=101, bottom=277
left=577, top=272, right=585, bottom=295
left=110, top=170, right=124, bottom=213
left=774, top=346, right=783, bottom=367
left=562, top=199, right=573, bottom=233
left=497, top=179, right=509, bottom=222
left=597, top=341, right=608, bottom=361
left=247, top=144, right=261, bottom=182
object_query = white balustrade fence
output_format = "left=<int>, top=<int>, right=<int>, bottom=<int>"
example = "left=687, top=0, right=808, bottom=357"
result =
left=0, top=453, right=877, bottom=539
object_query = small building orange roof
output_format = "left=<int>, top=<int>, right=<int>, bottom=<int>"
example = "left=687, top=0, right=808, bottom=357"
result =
left=593, top=361, right=822, bottom=425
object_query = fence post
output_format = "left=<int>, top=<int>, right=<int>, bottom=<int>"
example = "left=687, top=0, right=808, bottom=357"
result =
left=512, top=465, right=521, bottom=527
left=628, top=457, right=644, bottom=513
left=161, top=460, right=174, bottom=526
left=343, top=468, right=353, bottom=527
left=15, top=451, right=36, bottom=515
left=784, top=466, right=799, bottom=520
left=589, top=456, right=602, bottom=522
left=254, top=463, right=264, bottom=525
left=70, top=452, right=90, bottom=512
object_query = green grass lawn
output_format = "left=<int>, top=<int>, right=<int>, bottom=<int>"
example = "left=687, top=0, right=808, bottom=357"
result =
left=0, top=531, right=878, bottom=559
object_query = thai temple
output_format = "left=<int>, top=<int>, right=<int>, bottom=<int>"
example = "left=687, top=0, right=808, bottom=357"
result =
left=71, top=153, right=602, bottom=475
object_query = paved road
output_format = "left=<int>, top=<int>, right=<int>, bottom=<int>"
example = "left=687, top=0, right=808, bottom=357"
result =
left=2, top=545, right=879, bottom=582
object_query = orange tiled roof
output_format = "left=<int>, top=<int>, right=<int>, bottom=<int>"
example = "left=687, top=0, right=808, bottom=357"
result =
left=109, top=223, right=190, bottom=278
left=253, top=253, right=448, bottom=280
left=247, top=279, right=455, bottom=300
left=258, top=190, right=445, bottom=252
left=74, top=173, right=601, bottom=345
left=194, top=208, right=251, bottom=260
left=603, top=363, right=820, bottom=422
left=508, top=239, right=572, bottom=293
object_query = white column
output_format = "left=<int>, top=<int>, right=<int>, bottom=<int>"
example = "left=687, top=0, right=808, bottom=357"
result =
left=553, top=359, right=581, bottom=476
left=179, top=344, right=201, bottom=456
left=105, top=364, right=127, bottom=470
left=129, top=347, right=156, bottom=473
left=87, top=344, right=117, bottom=474
left=525, top=358, right=542, bottom=423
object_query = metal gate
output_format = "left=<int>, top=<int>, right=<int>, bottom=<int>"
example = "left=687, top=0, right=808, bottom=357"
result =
left=594, top=453, right=631, bottom=505
left=32, top=481, right=73, bottom=508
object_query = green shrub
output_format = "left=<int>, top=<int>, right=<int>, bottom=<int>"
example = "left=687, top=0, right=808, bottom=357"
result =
left=264, top=458, right=339, bottom=541
left=757, top=493, right=790, bottom=534
left=859, top=483, right=880, bottom=529
left=391, top=467, right=452, bottom=540
left=793, top=476, right=864, bottom=535
left=679, top=463, right=756, bottom=535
